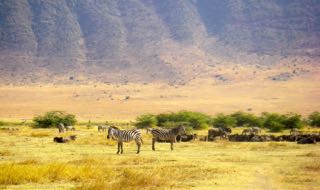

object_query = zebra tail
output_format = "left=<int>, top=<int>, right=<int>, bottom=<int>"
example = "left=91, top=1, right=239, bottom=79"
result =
left=140, top=137, right=144, bottom=144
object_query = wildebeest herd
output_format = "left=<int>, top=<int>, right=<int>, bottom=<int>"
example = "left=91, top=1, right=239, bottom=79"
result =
left=53, top=123, right=319, bottom=154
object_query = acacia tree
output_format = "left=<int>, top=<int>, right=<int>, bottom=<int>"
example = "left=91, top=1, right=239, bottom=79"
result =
left=33, top=111, right=76, bottom=128
left=309, top=111, right=320, bottom=127
left=212, top=113, right=235, bottom=128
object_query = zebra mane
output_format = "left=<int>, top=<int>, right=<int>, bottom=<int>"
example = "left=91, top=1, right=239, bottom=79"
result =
left=110, top=125, right=119, bottom=130
left=171, top=125, right=184, bottom=134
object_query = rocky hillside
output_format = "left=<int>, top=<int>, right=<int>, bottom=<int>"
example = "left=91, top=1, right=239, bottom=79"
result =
left=0, top=0, right=319, bottom=84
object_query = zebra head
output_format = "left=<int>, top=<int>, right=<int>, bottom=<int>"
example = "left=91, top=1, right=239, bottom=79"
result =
left=107, top=126, right=119, bottom=139
left=58, top=123, right=65, bottom=128
left=107, top=127, right=114, bottom=139
left=173, top=125, right=187, bottom=135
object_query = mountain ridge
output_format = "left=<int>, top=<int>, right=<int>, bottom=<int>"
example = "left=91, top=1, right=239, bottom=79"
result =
left=0, top=0, right=319, bottom=84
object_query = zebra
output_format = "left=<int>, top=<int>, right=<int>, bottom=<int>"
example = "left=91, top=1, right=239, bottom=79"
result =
left=149, top=125, right=186, bottom=151
left=98, top=125, right=107, bottom=132
left=107, top=126, right=143, bottom=154
left=290, top=128, right=299, bottom=135
left=65, top=125, right=75, bottom=131
left=251, top=127, right=261, bottom=135
left=242, top=128, right=253, bottom=135
left=57, top=123, right=65, bottom=133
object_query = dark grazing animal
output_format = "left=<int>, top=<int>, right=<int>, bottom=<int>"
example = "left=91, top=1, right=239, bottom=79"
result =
left=53, top=137, right=69, bottom=143
left=98, top=125, right=107, bottom=132
left=219, top=127, right=232, bottom=134
left=69, top=135, right=77, bottom=141
left=149, top=125, right=186, bottom=151
left=53, top=135, right=77, bottom=143
left=208, top=128, right=228, bottom=140
left=107, top=126, right=143, bottom=154
left=176, top=134, right=197, bottom=142
left=297, top=137, right=316, bottom=144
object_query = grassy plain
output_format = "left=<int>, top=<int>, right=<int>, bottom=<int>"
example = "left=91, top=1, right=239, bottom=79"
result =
left=0, top=74, right=320, bottom=121
left=0, top=126, right=319, bottom=190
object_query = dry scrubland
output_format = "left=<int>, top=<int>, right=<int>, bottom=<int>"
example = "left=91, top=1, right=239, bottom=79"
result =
left=0, top=126, right=319, bottom=190
left=1, top=71, right=320, bottom=121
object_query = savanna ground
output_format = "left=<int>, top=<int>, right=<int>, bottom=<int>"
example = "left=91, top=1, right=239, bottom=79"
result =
left=0, top=61, right=319, bottom=189
left=0, top=125, right=319, bottom=190
left=1, top=75, right=320, bottom=121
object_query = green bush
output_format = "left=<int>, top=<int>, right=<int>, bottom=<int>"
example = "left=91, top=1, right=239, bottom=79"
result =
left=135, top=114, right=157, bottom=129
left=308, top=111, right=320, bottom=127
left=33, top=111, right=77, bottom=128
left=282, top=113, right=303, bottom=129
left=0, top=121, right=5, bottom=126
left=268, top=121, right=285, bottom=132
left=230, top=111, right=261, bottom=127
left=261, top=112, right=286, bottom=132
left=212, top=113, right=235, bottom=128
left=135, top=111, right=211, bottom=130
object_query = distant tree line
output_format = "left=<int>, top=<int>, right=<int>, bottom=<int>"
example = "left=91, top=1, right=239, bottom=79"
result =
left=4, top=110, right=318, bottom=131
left=135, top=111, right=320, bottom=132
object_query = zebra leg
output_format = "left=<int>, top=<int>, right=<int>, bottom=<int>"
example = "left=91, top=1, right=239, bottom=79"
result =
left=137, top=142, right=141, bottom=154
left=120, top=142, right=123, bottom=154
left=152, top=138, right=156, bottom=151
left=170, top=139, right=174, bottom=151
left=117, top=142, right=121, bottom=154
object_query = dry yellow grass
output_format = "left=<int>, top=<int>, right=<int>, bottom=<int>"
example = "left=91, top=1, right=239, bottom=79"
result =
left=1, top=72, right=320, bottom=122
left=0, top=126, right=319, bottom=190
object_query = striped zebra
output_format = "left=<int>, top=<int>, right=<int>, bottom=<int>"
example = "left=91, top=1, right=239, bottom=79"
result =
left=107, top=126, right=143, bottom=154
left=149, top=125, right=186, bottom=151
left=57, top=123, right=65, bottom=133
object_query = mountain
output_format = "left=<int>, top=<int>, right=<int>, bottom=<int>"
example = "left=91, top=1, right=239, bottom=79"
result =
left=0, top=0, right=319, bottom=84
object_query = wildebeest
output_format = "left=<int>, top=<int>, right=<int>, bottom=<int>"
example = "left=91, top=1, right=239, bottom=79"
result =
left=208, top=128, right=228, bottom=140
left=219, top=127, right=232, bottom=134
left=65, top=125, right=75, bottom=131
left=57, top=123, right=65, bottom=133
left=53, top=135, right=77, bottom=143
left=69, top=135, right=77, bottom=141
left=176, top=134, right=197, bottom=142
left=199, top=135, right=208, bottom=141
left=98, top=125, right=107, bottom=132
left=149, top=125, right=186, bottom=151
left=297, top=137, right=316, bottom=144
left=53, top=137, right=69, bottom=143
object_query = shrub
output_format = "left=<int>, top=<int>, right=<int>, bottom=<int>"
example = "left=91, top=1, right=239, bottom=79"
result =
left=308, top=111, right=320, bottom=127
left=135, top=111, right=211, bottom=130
left=156, top=111, right=211, bottom=130
left=0, top=121, right=5, bottom=126
left=135, top=114, right=157, bottom=129
left=282, top=113, right=303, bottom=129
left=268, top=121, right=285, bottom=132
left=212, top=113, right=235, bottom=128
left=230, top=111, right=261, bottom=127
left=261, top=112, right=286, bottom=132
left=33, top=111, right=77, bottom=128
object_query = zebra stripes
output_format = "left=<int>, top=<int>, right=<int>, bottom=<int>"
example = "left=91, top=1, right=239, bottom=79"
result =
left=149, top=125, right=186, bottom=151
left=107, top=126, right=143, bottom=154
